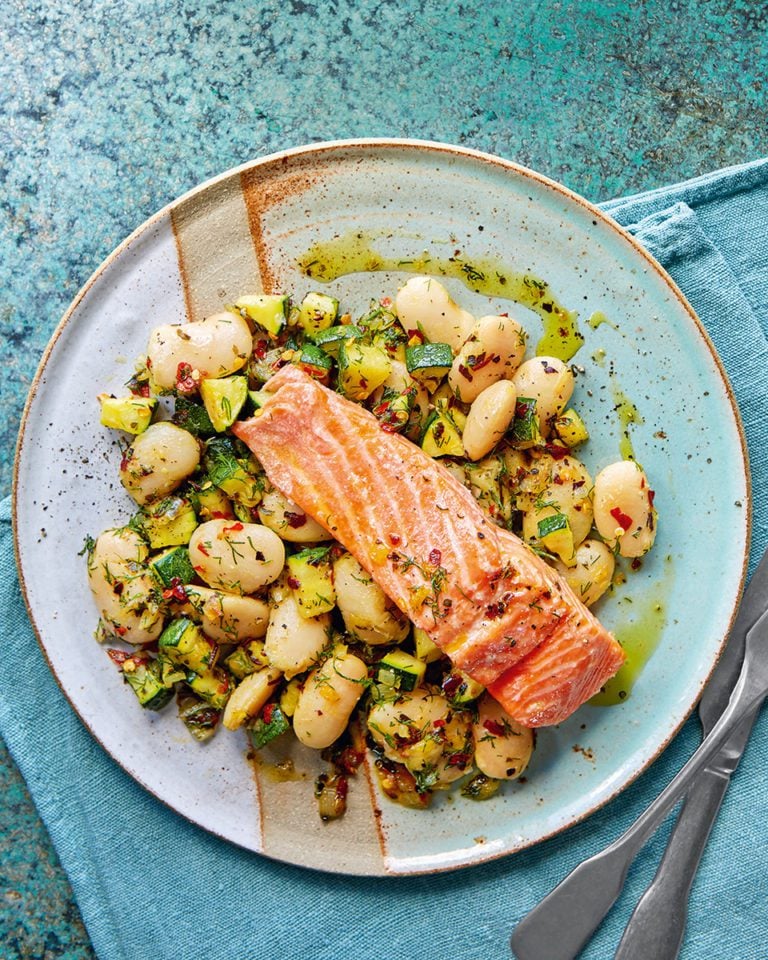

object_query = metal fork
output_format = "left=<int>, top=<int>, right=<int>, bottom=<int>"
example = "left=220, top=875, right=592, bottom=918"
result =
left=510, top=588, right=768, bottom=960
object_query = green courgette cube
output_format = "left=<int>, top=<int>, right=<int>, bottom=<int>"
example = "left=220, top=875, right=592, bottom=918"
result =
left=98, top=394, right=157, bottom=434
left=461, top=773, right=501, bottom=801
left=186, top=668, right=232, bottom=710
left=295, top=343, right=333, bottom=380
left=376, top=649, right=426, bottom=692
left=150, top=545, right=195, bottom=588
left=373, top=324, right=408, bottom=363
left=286, top=546, right=335, bottom=618
left=405, top=342, right=454, bottom=392
left=159, top=618, right=217, bottom=674
left=296, top=291, right=338, bottom=335
left=310, top=324, right=365, bottom=357
left=553, top=407, right=589, bottom=447
left=234, top=294, right=289, bottom=337
left=357, top=302, right=399, bottom=334
left=337, top=341, right=392, bottom=400
left=119, top=655, right=174, bottom=711
left=137, top=497, right=198, bottom=549
left=199, top=375, right=248, bottom=432
left=510, top=397, right=543, bottom=448
left=189, top=482, right=235, bottom=521
left=414, top=626, right=443, bottom=664
left=442, top=670, right=484, bottom=705
left=177, top=692, right=221, bottom=742
left=371, top=385, right=417, bottom=433
left=248, top=702, right=290, bottom=750
left=204, top=437, right=263, bottom=507
left=421, top=408, right=464, bottom=458
left=171, top=396, right=216, bottom=437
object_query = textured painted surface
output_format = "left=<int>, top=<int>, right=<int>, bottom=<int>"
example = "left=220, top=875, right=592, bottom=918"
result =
left=1, top=0, right=766, bottom=955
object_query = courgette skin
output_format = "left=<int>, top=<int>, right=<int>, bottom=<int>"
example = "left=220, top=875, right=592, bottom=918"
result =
left=248, top=702, right=290, bottom=749
left=376, top=649, right=426, bottom=692
left=158, top=618, right=217, bottom=674
left=150, top=546, right=195, bottom=588
left=172, top=396, right=215, bottom=437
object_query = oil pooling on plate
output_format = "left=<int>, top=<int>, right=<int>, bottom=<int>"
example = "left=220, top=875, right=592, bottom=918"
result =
left=297, top=231, right=584, bottom=361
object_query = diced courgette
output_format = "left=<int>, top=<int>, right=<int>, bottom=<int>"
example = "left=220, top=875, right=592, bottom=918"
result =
left=136, top=497, right=198, bottom=549
left=286, top=546, right=336, bottom=618
left=553, top=407, right=589, bottom=447
left=296, top=292, right=338, bottom=335
left=337, top=341, right=392, bottom=400
left=177, top=691, right=221, bottom=742
left=248, top=702, right=290, bottom=750
left=98, top=394, right=157, bottom=434
left=159, top=618, right=217, bottom=674
left=204, top=437, right=263, bottom=507
left=310, top=324, right=365, bottom=357
left=511, top=397, right=543, bottom=448
left=189, top=482, right=235, bottom=520
left=186, top=668, right=232, bottom=710
left=405, top=342, right=454, bottom=392
left=120, top=654, right=174, bottom=710
left=371, top=385, right=417, bottom=434
left=150, top=545, right=195, bottom=587
left=421, top=407, right=464, bottom=458
left=413, top=626, right=443, bottom=664
left=295, top=343, right=333, bottom=380
left=535, top=510, right=575, bottom=565
left=376, top=649, right=426, bottom=692
left=199, top=375, right=248, bottom=431
left=234, top=294, right=289, bottom=337
left=172, top=396, right=216, bottom=437
left=442, top=670, right=484, bottom=705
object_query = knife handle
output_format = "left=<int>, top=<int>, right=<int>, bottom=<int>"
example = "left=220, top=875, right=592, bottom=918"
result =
left=613, top=767, right=730, bottom=960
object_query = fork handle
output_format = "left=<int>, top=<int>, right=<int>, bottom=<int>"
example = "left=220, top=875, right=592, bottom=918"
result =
left=613, top=768, right=729, bottom=960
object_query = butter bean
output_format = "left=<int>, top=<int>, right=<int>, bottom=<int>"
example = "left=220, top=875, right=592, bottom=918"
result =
left=222, top=666, right=282, bottom=731
left=293, top=649, right=368, bottom=749
left=593, top=460, right=657, bottom=557
left=258, top=488, right=333, bottom=543
left=512, top=357, right=574, bottom=437
left=188, top=519, right=284, bottom=594
left=395, top=277, right=474, bottom=352
left=147, top=312, right=252, bottom=391
left=119, top=421, right=200, bottom=505
left=463, top=380, right=518, bottom=461
left=448, top=314, right=526, bottom=403
left=554, top=539, right=615, bottom=606
left=264, top=581, right=331, bottom=678
left=472, top=694, right=534, bottom=780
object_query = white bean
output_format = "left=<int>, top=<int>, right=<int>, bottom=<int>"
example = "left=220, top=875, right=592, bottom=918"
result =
left=264, top=581, right=331, bottom=678
left=188, top=519, right=285, bottom=594
left=222, top=666, right=282, bottom=731
left=147, top=312, right=253, bottom=391
left=593, top=460, right=657, bottom=557
left=472, top=694, right=534, bottom=780
left=448, top=314, right=526, bottom=403
left=463, top=380, right=518, bottom=461
left=333, top=552, right=409, bottom=645
left=512, top=357, right=574, bottom=437
left=395, top=277, right=474, bottom=352
left=257, top=488, right=333, bottom=543
left=554, top=539, right=615, bottom=606
left=87, top=529, right=164, bottom=644
left=183, top=585, right=270, bottom=641
left=292, top=649, right=368, bottom=749
left=119, top=421, right=200, bottom=505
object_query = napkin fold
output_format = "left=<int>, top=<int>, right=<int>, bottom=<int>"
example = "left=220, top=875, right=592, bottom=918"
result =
left=3, top=158, right=768, bottom=960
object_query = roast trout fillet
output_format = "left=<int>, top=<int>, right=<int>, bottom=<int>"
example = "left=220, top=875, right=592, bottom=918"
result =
left=233, top=366, right=623, bottom=726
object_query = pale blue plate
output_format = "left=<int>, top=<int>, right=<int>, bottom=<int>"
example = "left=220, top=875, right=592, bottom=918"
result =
left=14, top=141, right=749, bottom=874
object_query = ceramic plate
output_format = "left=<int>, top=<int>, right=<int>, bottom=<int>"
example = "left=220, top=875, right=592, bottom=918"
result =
left=14, top=140, right=749, bottom=875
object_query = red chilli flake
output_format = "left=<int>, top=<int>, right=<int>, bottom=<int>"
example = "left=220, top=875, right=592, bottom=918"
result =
left=162, top=578, right=187, bottom=602
left=442, top=674, right=462, bottom=698
left=196, top=543, right=210, bottom=556
left=447, top=752, right=471, bottom=768
left=286, top=575, right=301, bottom=590
left=648, top=489, right=656, bottom=508
left=223, top=522, right=244, bottom=533
left=428, top=548, right=442, bottom=566
left=389, top=534, right=401, bottom=546
left=610, top=507, right=633, bottom=532
left=544, top=443, right=569, bottom=460
left=483, top=718, right=506, bottom=737
left=262, top=703, right=276, bottom=724
left=285, top=511, right=307, bottom=529
left=175, top=362, right=197, bottom=394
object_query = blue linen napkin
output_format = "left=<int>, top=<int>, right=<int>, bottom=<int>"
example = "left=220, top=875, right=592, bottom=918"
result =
left=2, top=158, right=768, bottom=960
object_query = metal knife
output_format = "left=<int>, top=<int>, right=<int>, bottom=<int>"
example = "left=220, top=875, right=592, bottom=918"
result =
left=510, top=546, right=768, bottom=960
left=613, top=547, right=768, bottom=959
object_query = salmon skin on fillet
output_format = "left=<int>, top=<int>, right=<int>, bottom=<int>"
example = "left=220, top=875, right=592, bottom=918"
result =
left=233, top=366, right=624, bottom=726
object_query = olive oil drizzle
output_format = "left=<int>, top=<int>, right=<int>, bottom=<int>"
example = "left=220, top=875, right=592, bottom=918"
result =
left=590, top=556, right=675, bottom=706
left=298, top=231, right=584, bottom=362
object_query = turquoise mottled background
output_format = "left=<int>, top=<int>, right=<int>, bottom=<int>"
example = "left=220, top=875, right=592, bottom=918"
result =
left=1, top=0, right=766, bottom=955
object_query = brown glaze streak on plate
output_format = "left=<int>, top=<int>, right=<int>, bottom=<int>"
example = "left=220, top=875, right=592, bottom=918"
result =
left=239, top=159, right=327, bottom=293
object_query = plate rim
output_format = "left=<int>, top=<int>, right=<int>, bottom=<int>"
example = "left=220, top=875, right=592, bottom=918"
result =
left=12, top=138, right=752, bottom=874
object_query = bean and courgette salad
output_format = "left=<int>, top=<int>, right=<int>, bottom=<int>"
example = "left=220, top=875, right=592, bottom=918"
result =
left=85, top=277, right=657, bottom=819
